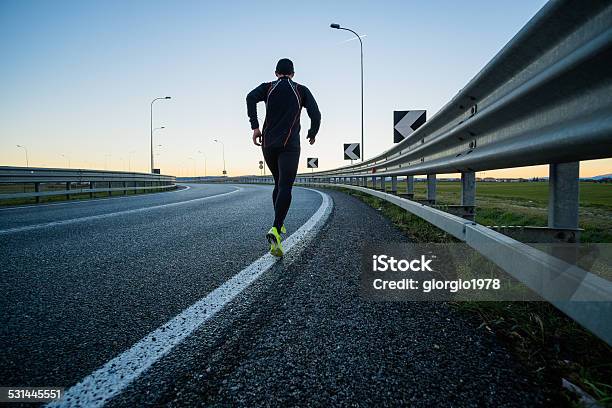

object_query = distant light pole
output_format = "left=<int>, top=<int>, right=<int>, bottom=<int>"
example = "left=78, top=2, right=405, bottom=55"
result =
left=330, top=23, right=364, bottom=161
left=61, top=153, right=71, bottom=168
left=198, top=150, right=207, bottom=177
left=128, top=150, right=136, bottom=172
left=150, top=97, right=171, bottom=173
left=213, top=139, right=226, bottom=175
left=188, top=157, right=197, bottom=177
left=104, top=154, right=111, bottom=170
left=16, top=145, right=29, bottom=167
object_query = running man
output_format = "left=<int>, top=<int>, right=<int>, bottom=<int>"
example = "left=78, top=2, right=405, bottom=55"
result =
left=246, top=58, right=321, bottom=257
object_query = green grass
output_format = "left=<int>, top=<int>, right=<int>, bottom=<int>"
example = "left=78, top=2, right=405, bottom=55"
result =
left=374, top=180, right=612, bottom=244
left=335, top=186, right=612, bottom=406
left=0, top=187, right=175, bottom=207
left=385, top=181, right=612, bottom=209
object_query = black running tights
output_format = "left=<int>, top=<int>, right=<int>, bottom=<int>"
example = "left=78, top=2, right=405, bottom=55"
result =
left=262, top=146, right=300, bottom=230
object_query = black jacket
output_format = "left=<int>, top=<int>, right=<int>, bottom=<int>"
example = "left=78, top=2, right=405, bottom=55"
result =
left=246, top=77, right=321, bottom=149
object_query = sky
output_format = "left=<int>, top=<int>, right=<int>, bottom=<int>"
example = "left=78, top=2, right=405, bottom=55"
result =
left=1, top=0, right=610, bottom=178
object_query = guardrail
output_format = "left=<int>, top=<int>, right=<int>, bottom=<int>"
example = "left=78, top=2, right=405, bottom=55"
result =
left=0, top=166, right=176, bottom=203
left=226, top=0, right=612, bottom=345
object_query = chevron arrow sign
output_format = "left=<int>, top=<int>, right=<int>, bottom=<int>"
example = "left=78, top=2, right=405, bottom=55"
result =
left=307, top=158, right=318, bottom=168
left=394, top=110, right=426, bottom=143
left=343, top=143, right=360, bottom=161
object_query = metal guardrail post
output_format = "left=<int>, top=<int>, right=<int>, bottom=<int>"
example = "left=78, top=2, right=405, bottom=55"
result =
left=398, top=176, right=415, bottom=199
left=406, top=176, right=414, bottom=195
left=548, top=162, right=580, bottom=229
left=123, top=181, right=127, bottom=195
left=34, top=182, right=41, bottom=203
left=90, top=181, right=94, bottom=198
left=461, top=171, right=476, bottom=206
left=65, top=182, right=71, bottom=200
left=108, top=181, right=112, bottom=196
left=391, top=176, right=397, bottom=194
left=371, top=175, right=376, bottom=189
left=427, top=174, right=437, bottom=203
left=381, top=176, right=387, bottom=192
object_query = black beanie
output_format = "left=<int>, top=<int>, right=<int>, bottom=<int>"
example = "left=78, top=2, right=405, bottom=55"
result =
left=275, top=58, right=294, bottom=75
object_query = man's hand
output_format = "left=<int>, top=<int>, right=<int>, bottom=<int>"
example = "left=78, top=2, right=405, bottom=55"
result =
left=252, top=128, right=262, bottom=146
left=308, top=137, right=316, bottom=145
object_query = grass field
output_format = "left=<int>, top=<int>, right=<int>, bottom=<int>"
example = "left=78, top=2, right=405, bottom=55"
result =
left=339, top=184, right=612, bottom=406
left=401, top=181, right=611, bottom=209
left=373, top=180, right=612, bottom=243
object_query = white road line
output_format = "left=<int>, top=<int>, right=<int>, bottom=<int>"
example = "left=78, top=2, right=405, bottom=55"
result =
left=46, top=188, right=332, bottom=408
left=0, top=185, right=192, bottom=212
left=0, top=187, right=242, bottom=235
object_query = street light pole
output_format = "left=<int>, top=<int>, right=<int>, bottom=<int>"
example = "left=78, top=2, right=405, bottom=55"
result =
left=150, top=96, right=171, bottom=173
left=16, top=145, right=29, bottom=167
left=188, top=157, right=196, bottom=177
left=213, top=139, right=226, bottom=175
left=61, top=154, right=71, bottom=168
left=330, top=23, right=364, bottom=161
left=128, top=150, right=136, bottom=172
left=198, top=150, right=207, bottom=177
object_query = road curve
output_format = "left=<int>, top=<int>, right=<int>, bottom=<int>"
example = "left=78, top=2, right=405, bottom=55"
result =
left=1, top=185, right=551, bottom=407
left=0, top=184, right=323, bottom=393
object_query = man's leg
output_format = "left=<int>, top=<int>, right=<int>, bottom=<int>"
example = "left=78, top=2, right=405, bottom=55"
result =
left=262, top=147, right=280, bottom=210
left=273, top=149, right=300, bottom=230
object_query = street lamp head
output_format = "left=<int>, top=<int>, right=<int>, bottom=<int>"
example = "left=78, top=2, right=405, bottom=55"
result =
left=330, top=23, right=340, bottom=29
left=165, top=96, right=171, bottom=99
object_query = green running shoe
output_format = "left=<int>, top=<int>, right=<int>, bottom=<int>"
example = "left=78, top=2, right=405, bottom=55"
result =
left=266, top=227, right=284, bottom=257
left=280, top=224, right=287, bottom=234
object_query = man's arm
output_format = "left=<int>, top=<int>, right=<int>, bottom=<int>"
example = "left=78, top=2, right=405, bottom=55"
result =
left=301, top=86, right=321, bottom=141
left=246, top=82, right=268, bottom=130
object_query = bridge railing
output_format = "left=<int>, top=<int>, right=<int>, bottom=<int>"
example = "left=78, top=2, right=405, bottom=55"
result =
left=0, top=166, right=176, bottom=203
left=230, top=0, right=612, bottom=345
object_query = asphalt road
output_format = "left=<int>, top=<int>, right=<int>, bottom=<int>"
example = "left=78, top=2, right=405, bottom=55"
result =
left=0, top=185, right=548, bottom=407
